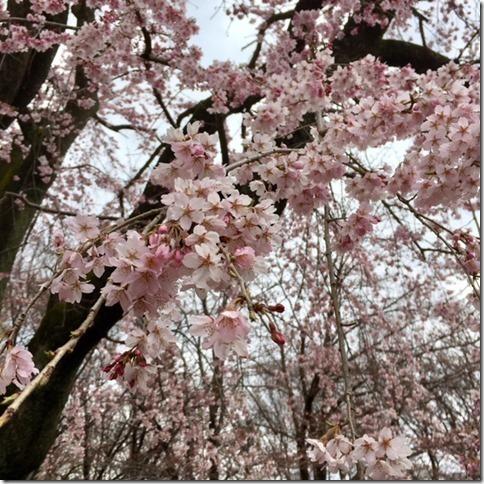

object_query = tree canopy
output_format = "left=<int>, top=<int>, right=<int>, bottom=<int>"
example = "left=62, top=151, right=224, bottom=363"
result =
left=0, top=0, right=480, bottom=479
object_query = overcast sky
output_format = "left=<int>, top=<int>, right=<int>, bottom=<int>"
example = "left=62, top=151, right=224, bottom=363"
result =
left=186, top=0, right=255, bottom=66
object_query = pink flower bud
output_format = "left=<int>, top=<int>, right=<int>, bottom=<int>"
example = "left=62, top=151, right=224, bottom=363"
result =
left=53, top=230, right=65, bottom=251
left=271, top=331, right=286, bottom=346
left=190, top=143, right=206, bottom=158
left=148, top=233, right=162, bottom=247
left=268, top=303, right=285, bottom=313
left=173, top=249, right=184, bottom=265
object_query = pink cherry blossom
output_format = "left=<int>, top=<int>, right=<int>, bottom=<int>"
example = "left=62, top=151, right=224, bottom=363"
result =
left=164, top=193, right=207, bottom=231
left=184, top=225, right=220, bottom=247
left=114, top=231, right=150, bottom=268
left=51, top=269, right=95, bottom=304
left=233, top=246, right=256, bottom=269
left=189, top=310, right=250, bottom=359
left=182, top=243, right=225, bottom=290
left=376, top=427, right=411, bottom=460
left=352, top=434, right=379, bottom=465
left=69, top=215, right=100, bottom=241
left=0, top=346, right=39, bottom=394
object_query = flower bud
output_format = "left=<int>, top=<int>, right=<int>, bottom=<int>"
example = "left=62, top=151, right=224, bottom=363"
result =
left=253, top=302, right=266, bottom=313
left=173, top=249, right=184, bottom=264
left=271, top=331, right=286, bottom=346
left=268, top=303, right=285, bottom=313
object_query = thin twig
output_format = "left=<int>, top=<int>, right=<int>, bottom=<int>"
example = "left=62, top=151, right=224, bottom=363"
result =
left=412, top=8, right=428, bottom=48
left=248, top=10, right=294, bottom=69
left=323, top=205, right=357, bottom=441
left=0, top=294, right=107, bottom=429
left=3, top=192, right=117, bottom=221
left=0, top=17, right=80, bottom=31
left=94, top=114, right=155, bottom=135
left=225, top=149, right=296, bottom=173
left=152, top=89, right=177, bottom=128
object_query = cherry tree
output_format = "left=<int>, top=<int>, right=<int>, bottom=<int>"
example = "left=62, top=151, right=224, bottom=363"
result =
left=31, top=210, right=479, bottom=479
left=0, top=0, right=479, bottom=479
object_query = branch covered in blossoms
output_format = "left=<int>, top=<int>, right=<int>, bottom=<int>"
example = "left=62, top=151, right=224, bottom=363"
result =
left=307, top=427, right=412, bottom=479
left=0, top=0, right=479, bottom=478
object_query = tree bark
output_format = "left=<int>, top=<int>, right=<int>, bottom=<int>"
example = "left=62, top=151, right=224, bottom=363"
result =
left=0, top=3, right=98, bottom=306
left=0, top=0, right=69, bottom=129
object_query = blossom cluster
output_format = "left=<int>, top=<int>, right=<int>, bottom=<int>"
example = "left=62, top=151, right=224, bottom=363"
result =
left=233, top=56, right=479, bottom=255
left=307, top=427, right=412, bottom=479
left=0, top=345, right=38, bottom=395
left=335, top=208, right=380, bottom=253
left=50, top=123, right=280, bottom=373
left=50, top=58, right=481, bottom=374
left=452, top=230, right=480, bottom=276
left=50, top=249, right=96, bottom=304
left=0, top=23, right=69, bottom=54
left=189, top=310, right=251, bottom=359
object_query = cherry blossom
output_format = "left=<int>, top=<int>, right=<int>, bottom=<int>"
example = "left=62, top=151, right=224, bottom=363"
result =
left=189, top=310, right=250, bottom=359
left=69, top=215, right=100, bottom=241
left=376, top=427, right=412, bottom=461
left=352, top=434, right=380, bottom=465
left=308, top=429, right=412, bottom=479
left=0, top=346, right=38, bottom=394
left=0, top=0, right=479, bottom=478
left=164, top=193, right=207, bottom=231
left=182, top=243, right=226, bottom=290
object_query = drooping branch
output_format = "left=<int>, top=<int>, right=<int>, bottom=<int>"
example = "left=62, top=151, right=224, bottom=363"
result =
left=323, top=206, right=357, bottom=441
left=0, top=0, right=101, bottom=308
left=2, top=191, right=118, bottom=221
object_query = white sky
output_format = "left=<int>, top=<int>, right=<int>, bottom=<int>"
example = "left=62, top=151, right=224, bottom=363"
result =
left=186, top=0, right=255, bottom=66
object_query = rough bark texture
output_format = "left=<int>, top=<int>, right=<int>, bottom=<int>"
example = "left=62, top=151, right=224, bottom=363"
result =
left=0, top=0, right=69, bottom=130
left=0, top=283, right=123, bottom=478
left=0, top=3, right=98, bottom=306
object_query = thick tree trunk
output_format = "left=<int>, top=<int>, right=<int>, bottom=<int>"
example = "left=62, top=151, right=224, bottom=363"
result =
left=0, top=283, right=123, bottom=478
left=0, top=3, right=97, bottom=306
left=0, top=0, right=69, bottom=129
